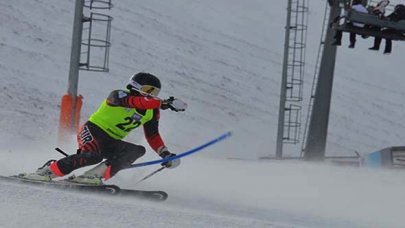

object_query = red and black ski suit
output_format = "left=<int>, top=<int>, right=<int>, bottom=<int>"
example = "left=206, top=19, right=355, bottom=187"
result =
left=49, top=90, right=167, bottom=179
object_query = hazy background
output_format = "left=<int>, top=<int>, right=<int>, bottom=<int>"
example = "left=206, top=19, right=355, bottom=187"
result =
left=0, top=0, right=404, bottom=227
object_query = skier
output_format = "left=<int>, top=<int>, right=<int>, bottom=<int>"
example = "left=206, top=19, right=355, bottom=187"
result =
left=21, top=72, right=186, bottom=185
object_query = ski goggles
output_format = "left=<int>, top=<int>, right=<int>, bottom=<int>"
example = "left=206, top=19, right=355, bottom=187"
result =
left=128, top=81, right=160, bottom=97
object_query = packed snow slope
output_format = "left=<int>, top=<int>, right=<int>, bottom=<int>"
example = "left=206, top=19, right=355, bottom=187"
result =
left=1, top=0, right=405, bottom=227
left=1, top=0, right=404, bottom=157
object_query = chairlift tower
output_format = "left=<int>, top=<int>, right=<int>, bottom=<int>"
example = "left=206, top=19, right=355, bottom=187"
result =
left=276, top=0, right=309, bottom=158
left=59, top=0, right=113, bottom=143
left=302, top=0, right=341, bottom=160
left=303, top=0, right=405, bottom=160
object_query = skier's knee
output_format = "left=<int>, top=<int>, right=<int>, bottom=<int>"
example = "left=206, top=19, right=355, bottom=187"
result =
left=126, top=145, right=145, bottom=161
left=135, top=145, right=146, bottom=157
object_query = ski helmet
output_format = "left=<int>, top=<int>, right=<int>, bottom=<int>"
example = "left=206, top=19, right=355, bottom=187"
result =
left=127, top=72, right=161, bottom=96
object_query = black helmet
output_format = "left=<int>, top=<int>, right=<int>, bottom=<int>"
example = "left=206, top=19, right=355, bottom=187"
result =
left=127, top=72, right=161, bottom=96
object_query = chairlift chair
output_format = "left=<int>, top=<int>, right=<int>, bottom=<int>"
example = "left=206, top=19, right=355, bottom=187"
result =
left=333, top=9, right=405, bottom=40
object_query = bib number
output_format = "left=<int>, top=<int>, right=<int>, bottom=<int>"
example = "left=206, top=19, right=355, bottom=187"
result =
left=116, top=117, right=141, bottom=132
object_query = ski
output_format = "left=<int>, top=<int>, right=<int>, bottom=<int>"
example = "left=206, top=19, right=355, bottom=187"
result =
left=0, top=175, right=168, bottom=201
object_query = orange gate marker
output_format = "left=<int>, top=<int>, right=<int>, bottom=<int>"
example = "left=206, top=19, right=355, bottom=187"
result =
left=58, top=94, right=83, bottom=145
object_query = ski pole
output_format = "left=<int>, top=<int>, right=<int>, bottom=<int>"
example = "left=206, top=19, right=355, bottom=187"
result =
left=136, top=166, right=166, bottom=184
left=55, top=147, right=69, bottom=157
left=129, top=131, right=232, bottom=168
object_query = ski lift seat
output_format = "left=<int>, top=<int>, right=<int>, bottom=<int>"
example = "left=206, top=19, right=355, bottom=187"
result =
left=334, top=10, right=405, bottom=40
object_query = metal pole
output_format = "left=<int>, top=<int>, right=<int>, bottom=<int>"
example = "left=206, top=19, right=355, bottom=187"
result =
left=136, top=167, right=166, bottom=184
left=276, top=0, right=292, bottom=158
left=67, top=0, right=84, bottom=131
left=304, top=1, right=340, bottom=160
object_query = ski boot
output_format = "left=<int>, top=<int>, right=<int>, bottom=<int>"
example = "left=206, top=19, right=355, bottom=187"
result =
left=67, top=162, right=107, bottom=186
left=19, top=160, right=57, bottom=182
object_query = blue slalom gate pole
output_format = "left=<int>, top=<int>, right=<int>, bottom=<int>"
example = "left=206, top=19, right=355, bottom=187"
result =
left=128, top=131, right=232, bottom=169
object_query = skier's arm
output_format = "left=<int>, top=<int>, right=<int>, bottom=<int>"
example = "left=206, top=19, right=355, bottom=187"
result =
left=143, top=109, right=180, bottom=168
left=143, top=109, right=168, bottom=154
left=107, top=90, right=161, bottom=109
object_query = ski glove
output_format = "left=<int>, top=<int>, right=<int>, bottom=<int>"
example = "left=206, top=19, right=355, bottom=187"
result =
left=161, top=97, right=187, bottom=112
left=160, top=151, right=181, bottom=169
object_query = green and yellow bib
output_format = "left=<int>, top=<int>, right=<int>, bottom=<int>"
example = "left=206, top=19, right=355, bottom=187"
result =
left=89, top=100, right=153, bottom=140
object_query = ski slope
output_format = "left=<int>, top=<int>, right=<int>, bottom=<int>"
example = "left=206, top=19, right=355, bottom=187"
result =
left=1, top=0, right=405, bottom=227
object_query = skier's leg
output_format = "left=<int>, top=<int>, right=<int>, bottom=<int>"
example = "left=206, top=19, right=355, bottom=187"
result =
left=69, top=141, right=145, bottom=184
left=104, top=141, right=146, bottom=179
left=64, top=122, right=123, bottom=185
left=52, top=123, right=104, bottom=176
left=52, top=150, right=103, bottom=176
left=19, top=151, right=103, bottom=182
left=20, top=123, right=103, bottom=181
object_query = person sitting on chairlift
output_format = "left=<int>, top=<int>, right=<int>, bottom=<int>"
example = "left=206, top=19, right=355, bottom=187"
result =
left=332, top=0, right=368, bottom=48
left=369, top=4, right=405, bottom=54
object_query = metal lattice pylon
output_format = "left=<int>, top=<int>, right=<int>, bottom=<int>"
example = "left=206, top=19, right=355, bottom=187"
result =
left=276, top=0, right=309, bottom=157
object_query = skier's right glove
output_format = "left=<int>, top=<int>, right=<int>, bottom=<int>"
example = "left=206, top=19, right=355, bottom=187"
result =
left=161, top=97, right=187, bottom=112
left=160, top=150, right=181, bottom=169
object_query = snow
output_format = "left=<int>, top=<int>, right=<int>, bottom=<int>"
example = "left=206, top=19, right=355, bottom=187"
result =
left=1, top=0, right=405, bottom=227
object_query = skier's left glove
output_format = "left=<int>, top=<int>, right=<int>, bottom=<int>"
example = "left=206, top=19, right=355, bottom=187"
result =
left=159, top=150, right=181, bottom=169
left=161, top=97, right=187, bottom=112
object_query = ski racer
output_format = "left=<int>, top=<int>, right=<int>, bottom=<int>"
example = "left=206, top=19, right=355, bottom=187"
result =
left=21, top=72, right=186, bottom=185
